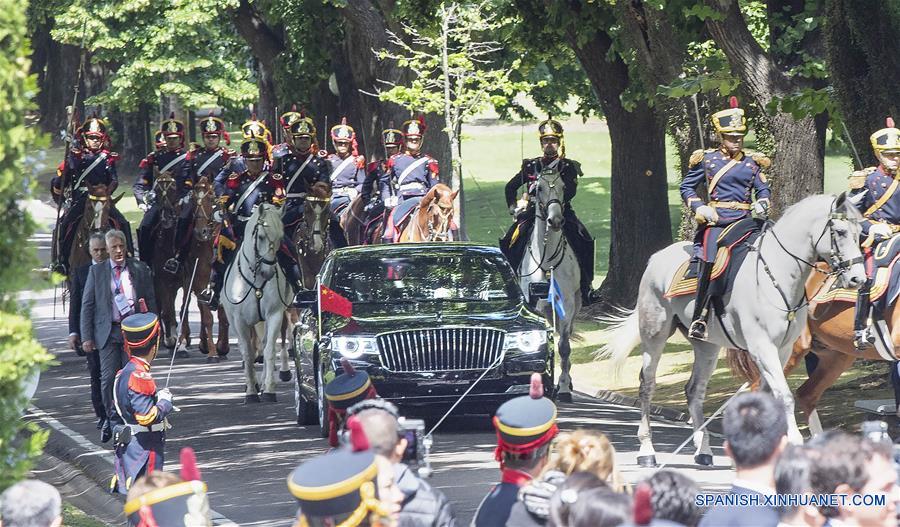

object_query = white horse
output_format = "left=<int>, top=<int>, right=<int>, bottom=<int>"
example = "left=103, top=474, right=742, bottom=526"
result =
left=600, top=193, right=866, bottom=466
left=222, top=203, right=293, bottom=403
left=518, top=169, right=581, bottom=402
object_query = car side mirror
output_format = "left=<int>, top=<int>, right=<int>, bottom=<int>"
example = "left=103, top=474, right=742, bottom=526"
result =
left=529, top=282, right=549, bottom=300
left=295, top=288, right=318, bottom=308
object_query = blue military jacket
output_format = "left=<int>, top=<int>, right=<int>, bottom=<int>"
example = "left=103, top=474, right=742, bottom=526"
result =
left=112, top=356, right=173, bottom=493
left=135, top=148, right=189, bottom=204
left=380, top=152, right=439, bottom=201
left=472, top=481, right=519, bottom=527
left=504, top=156, right=580, bottom=210
left=849, top=166, right=900, bottom=235
left=58, top=148, right=119, bottom=200
left=680, top=148, right=771, bottom=224
left=214, top=158, right=283, bottom=226
left=326, top=153, right=365, bottom=191
left=272, top=144, right=330, bottom=202
left=182, top=145, right=233, bottom=191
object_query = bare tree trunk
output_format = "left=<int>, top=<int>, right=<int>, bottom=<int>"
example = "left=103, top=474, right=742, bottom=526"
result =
left=38, top=41, right=82, bottom=137
left=231, top=0, right=284, bottom=129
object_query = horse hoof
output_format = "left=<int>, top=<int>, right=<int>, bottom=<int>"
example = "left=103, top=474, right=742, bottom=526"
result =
left=254, top=355, right=264, bottom=364
left=199, top=345, right=209, bottom=355
left=637, top=455, right=658, bottom=468
left=279, top=370, right=292, bottom=382
left=175, top=350, right=189, bottom=359
left=261, top=392, right=277, bottom=403
left=694, top=454, right=714, bottom=466
left=206, top=356, right=220, bottom=364
left=217, top=353, right=229, bottom=361
left=244, top=394, right=261, bottom=404
left=556, top=391, right=573, bottom=403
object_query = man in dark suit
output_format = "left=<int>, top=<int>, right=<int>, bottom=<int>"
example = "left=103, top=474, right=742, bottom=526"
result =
left=81, top=229, right=156, bottom=443
left=699, top=392, right=786, bottom=527
left=68, top=231, right=108, bottom=430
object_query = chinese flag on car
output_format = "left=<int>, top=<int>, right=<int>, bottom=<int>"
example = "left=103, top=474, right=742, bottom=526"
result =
left=320, top=284, right=353, bottom=318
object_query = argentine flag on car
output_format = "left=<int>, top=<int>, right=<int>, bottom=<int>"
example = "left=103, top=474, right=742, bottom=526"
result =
left=549, top=272, right=565, bottom=320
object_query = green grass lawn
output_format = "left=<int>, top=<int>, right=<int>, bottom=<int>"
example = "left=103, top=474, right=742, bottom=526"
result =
left=62, top=503, right=109, bottom=527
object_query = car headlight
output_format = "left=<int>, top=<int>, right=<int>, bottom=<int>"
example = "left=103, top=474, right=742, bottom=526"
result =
left=331, top=336, right=378, bottom=359
left=503, top=330, right=547, bottom=353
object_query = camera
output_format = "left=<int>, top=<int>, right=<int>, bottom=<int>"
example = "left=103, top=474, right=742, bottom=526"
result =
left=399, top=417, right=432, bottom=479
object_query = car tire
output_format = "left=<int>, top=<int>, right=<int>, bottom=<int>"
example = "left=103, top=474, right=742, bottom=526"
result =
left=317, top=367, right=330, bottom=439
left=294, top=371, right=318, bottom=426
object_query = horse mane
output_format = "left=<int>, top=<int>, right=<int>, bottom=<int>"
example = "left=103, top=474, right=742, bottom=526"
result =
left=309, top=181, right=332, bottom=199
left=421, top=183, right=452, bottom=209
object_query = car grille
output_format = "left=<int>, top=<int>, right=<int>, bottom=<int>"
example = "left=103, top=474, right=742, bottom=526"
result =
left=376, top=327, right=505, bottom=372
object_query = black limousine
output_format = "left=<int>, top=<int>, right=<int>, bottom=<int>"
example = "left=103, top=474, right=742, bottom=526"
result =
left=290, top=243, right=554, bottom=432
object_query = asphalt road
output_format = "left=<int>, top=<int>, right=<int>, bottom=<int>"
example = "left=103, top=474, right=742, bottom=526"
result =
left=23, top=200, right=735, bottom=526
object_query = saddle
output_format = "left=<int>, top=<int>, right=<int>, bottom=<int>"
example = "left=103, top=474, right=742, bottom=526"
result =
left=665, top=218, right=763, bottom=298
left=814, top=235, right=900, bottom=309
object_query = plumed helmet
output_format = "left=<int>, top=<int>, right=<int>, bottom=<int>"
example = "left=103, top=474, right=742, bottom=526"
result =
left=492, top=373, right=558, bottom=461
left=241, top=114, right=274, bottom=144
left=160, top=112, right=185, bottom=138
left=382, top=122, right=403, bottom=147
left=401, top=116, right=426, bottom=138
left=871, top=117, right=900, bottom=154
left=711, top=96, right=747, bottom=136
left=330, top=117, right=355, bottom=142
left=240, top=137, right=270, bottom=161
left=78, top=116, right=109, bottom=140
left=537, top=118, right=563, bottom=139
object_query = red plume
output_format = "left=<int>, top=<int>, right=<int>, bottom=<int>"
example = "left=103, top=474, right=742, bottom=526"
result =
left=341, top=357, right=356, bottom=377
left=633, top=482, right=653, bottom=525
left=341, top=116, right=348, bottom=125
left=250, top=112, right=257, bottom=121
left=388, top=120, right=395, bottom=128
left=136, top=506, right=160, bottom=527
left=223, top=130, right=230, bottom=145
left=529, top=373, right=543, bottom=399
left=729, top=96, right=739, bottom=109
left=346, top=416, right=369, bottom=452
left=291, top=103, right=298, bottom=112
left=207, top=110, right=214, bottom=118
left=888, top=117, right=896, bottom=128
left=179, top=447, right=201, bottom=481
left=169, top=112, right=175, bottom=119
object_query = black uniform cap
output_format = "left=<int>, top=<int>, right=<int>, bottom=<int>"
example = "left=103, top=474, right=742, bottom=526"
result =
left=493, top=373, right=558, bottom=449
left=324, top=358, right=374, bottom=411
left=121, top=313, right=160, bottom=352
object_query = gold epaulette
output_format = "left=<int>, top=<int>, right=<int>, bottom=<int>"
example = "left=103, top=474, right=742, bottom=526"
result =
left=848, top=166, right=877, bottom=190
left=750, top=152, right=771, bottom=169
left=189, top=142, right=201, bottom=152
left=689, top=149, right=714, bottom=167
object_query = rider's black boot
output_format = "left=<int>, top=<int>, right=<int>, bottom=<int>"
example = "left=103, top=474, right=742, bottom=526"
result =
left=688, top=260, right=714, bottom=340
left=853, top=280, right=874, bottom=350
left=330, top=219, right=348, bottom=248
left=283, top=264, right=307, bottom=307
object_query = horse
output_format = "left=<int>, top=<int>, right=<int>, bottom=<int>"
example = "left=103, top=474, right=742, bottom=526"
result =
left=66, top=190, right=122, bottom=275
left=339, top=195, right=369, bottom=246
left=293, top=181, right=334, bottom=289
left=147, top=172, right=184, bottom=351
left=727, top=259, right=900, bottom=436
left=222, top=202, right=293, bottom=403
left=178, top=176, right=230, bottom=362
left=517, top=172, right=581, bottom=402
left=397, top=184, right=458, bottom=243
left=599, top=194, right=866, bottom=467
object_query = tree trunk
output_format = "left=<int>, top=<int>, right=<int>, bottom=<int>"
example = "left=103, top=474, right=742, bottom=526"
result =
left=566, top=28, right=672, bottom=309
left=109, top=108, right=147, bottom=178
left=38, top=41, right=82, bottom=137
left=231, top=0, right=285, bottom=129
left=824, top=0, right=900, bottom=168
left=705, top=0, right=827, bottom=212
left=255, top=58, right=278, bottom=130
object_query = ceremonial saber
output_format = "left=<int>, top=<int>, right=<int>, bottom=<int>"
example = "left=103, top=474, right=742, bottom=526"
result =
left=166, top=257, right=200, bottom=388
left=691, top=93, right=705, bottom=151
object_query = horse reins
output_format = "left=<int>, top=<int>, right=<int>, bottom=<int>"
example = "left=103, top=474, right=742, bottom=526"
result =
left=519, top=170, right=567, bottom=277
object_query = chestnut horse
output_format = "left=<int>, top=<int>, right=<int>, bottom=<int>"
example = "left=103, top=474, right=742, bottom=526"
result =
left=340, top=195, right=369, bottom=246
left=147, top=172, right=183, bottom=351
left=728, top=263, right=898, bottom=435
left=293, top=181, right=334, bottom=288
left=398, top=184, right=457, bottom=243
left=67, top=191, right=123, bottom=276
left=178, top=176, right=230, bottom=362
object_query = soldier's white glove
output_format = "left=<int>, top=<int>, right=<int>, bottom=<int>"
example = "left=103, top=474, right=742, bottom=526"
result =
left=138, top=203, right=150, bottom=212
left=213, top=210, right=224, bottom=222
left=754, top=198, right=770, bottom=219
left=157, top=388, right=173, bottom=404
left=695, top=205, right=719, bottom=225
left=385, top=195, right=398, bottom=208
left=508, top=205, right=517, bottom=216
left=178, top=193, right=192, bottom=206
left=869, top=223, right=893, bottom=239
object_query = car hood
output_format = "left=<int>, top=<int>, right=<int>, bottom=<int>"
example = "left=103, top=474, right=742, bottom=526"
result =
left=326, top=300, right=545, bottom=334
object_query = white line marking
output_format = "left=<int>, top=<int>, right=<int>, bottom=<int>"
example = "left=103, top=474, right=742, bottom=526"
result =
left=26, top=405, right=239, bottom=526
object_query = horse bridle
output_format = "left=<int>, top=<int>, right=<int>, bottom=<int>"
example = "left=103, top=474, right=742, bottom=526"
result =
left=522, top=171, right=567, bottom=275
left=420, top=200, right=453, bottom=242
left=301, top=195, right=331, bottom=249
left=192, top=181, right=217, bottom=242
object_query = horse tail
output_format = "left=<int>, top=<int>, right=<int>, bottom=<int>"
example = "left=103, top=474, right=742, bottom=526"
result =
left=595, top=307, right=640, bottom=373
left=726, top=348, right=761, bottom=386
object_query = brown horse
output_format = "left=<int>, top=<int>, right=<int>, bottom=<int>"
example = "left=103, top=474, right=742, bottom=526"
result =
left=340, top=195, right=369, bottom=246
left=66, top=191, right=123, bottom=276
left=147, top=172, right=184, bottom=351
left=178, top=176, right=230, bottom=362
left=398, top=184, right=457, bottom=242
left=728, top=263, right=895, bottom=435
left=293, top=181, right=334, bottom=288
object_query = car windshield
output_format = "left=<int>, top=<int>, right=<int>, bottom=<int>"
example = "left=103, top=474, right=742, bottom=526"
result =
left=331, top=252, right=520, bottom=304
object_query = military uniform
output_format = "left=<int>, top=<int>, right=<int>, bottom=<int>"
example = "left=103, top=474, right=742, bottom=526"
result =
left=111, top=313, right=174, bottom=495
left=324, top=358, right=378, bottom=447
left=287, top=416, right=393, bottom=527
left=51, top=117, right=132, bottom=273
left=274, top=113, right=347, bottom=247
left=473, top=374, right=557, bottom=527
left=359, top=126, right=403, bottom=244
left=381, top=118, right=440, bottom=242
left=679, top=98, right=771, bottom=339
left=134, top=116, right=190, bottom=269
left=498, top=119, right=596, bottom=304
left=327, top=118, right=366, bottom=216
left=848, top=119, right=900, bottom=348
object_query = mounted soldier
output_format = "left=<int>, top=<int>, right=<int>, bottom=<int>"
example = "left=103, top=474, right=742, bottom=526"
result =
left=848, top=117, right=900, bottom=349
left=499, top=118, right=597, bottom=305
left=380, top=116, right=439, bottom=243
left=273, top=109, right=346, bottom=247
left=679, top=97, right=771, bottom=340
left=51, top=116, right=132, bottom=274
left=134, top=114, right=190, bottom=271
left=327, top=118, right=366, bottom=218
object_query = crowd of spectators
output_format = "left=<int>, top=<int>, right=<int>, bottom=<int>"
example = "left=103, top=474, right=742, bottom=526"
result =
left=3, top=391, right=898, bottom=526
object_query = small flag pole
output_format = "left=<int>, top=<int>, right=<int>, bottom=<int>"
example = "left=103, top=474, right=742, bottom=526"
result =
left=316, top=275, right=322, bottom=339
left=550, top=267, right=557, bottom=332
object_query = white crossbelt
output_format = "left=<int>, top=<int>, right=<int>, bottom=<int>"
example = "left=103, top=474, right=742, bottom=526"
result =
left=195, top=149, right=223, bottom=177
left=330, top=156, right=357, bottom=183
left=288, top=154, right=314, bottom=192
left=129, top=423, right=165, bottom=433
left=73, top=152, right=107, bottom=189
left=233, top=171, right=270, bottom=217
left=396, top=157, right=430, bottom=186
left=159, top=152, right=188, bottom=175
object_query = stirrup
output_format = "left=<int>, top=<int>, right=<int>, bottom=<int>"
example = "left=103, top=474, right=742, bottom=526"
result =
left=853, top=328, right=875, bottom=350
left=689, top=319, right=708, bottom=340
left=198, top=286, right=215, bottom=304
left=51, top=262, right=68, bottom=276
left=163, top=258, right=181, bottom=274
